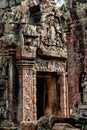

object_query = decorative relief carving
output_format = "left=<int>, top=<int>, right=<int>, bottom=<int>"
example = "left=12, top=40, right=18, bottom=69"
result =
left=35, top=58, right=66, bottom=72
left=23, top=69, right=34, bottom=120
left=21, top=33, right=39, bottom=59
left=21, top=25, right=39, bottom=36
left=20, top=24, right=40, bottom=59
left=39, top=9, right=67, bottom=58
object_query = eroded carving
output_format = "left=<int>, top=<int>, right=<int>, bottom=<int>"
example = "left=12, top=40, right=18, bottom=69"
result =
left=35, top=58, right=66, bottom=72
left=39, top=9, right=67, bottom=58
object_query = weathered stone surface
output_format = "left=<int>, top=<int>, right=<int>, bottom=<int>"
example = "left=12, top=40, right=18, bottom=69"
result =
left=0, top=0, right=21, bottom=8
left=35, top=59, right=66, bottom=72
left=20, top=121, right=37, bottom=130
left=65, top=0, right=87, bottom=112
left=9, top=0, right=15, bottom=7
left=20, top=116, right=80, bottom=130
left=0, top=0, right=68, bottom=124
left=16, top=0, right=21, bottom=4
left=52, top=123, right=80, bottom=130
left=0, top=23, right=4, bottom=36
left=37, top=115, right=76, bottom=129
left=37, top=116, right=50, bottom=130
left=0, top=0, right=8, bottom=9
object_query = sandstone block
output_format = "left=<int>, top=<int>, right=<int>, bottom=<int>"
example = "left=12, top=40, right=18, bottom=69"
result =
left=20, top=121, right=37, bottom=130
left=52, top=123, right=80, bottom=130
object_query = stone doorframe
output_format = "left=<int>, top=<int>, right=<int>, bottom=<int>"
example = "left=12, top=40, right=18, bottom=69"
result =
left=17, top=58, right=68, bottom=122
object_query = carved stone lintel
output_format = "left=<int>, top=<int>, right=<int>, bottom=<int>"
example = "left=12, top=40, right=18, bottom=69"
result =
left=35, top=58, right=66, bottom=72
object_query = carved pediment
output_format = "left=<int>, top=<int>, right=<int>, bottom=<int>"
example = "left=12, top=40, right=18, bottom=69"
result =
left=39, top=9, right=67, bottom=58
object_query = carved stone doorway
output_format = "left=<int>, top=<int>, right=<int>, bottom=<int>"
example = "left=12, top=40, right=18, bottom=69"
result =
left=36, top=72, right=59, bottom=119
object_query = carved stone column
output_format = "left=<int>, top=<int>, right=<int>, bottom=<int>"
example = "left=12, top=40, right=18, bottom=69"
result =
left=33, top=70, right=37, bottom=120
left=8, top=47, right=16, bottom=122
left=17, top=60, right=36, bottom=121
left=16, top=60, right=23, bottom=123
left=60, top=72, right=67, bottom=117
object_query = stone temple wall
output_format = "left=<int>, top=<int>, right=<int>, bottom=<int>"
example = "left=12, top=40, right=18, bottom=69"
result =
left=0, top=0, right=68, bottom=124
left=65, top=1, right=87, bottom=114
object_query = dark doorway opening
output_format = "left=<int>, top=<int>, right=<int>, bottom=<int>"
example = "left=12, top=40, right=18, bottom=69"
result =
left=36, top=76, right=44, bottom=119
left=36, top=72, right=60, bottom=119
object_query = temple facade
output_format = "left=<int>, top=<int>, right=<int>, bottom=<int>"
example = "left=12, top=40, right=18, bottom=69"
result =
left=0, top=0, right=68, bottom=124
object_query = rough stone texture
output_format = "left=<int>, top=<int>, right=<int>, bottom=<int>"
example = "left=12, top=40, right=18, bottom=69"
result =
left=37, top=115, right=75, bottom=130
left=20, top=116, right=80, bottom=130
left=0, top=0, right=21, bottom=8
left=0, top=0, right=68, bottom=124
left=52, top=123, right=80, bottom=130
left=23, top=69, right=35, bottom=121
left=35, top=59, right=66, bottom=72
left=20, top=121, right=37, bottom=130
left=0, top=0, right=8, bottom=9
left=65, top=1, right=87, bottom=113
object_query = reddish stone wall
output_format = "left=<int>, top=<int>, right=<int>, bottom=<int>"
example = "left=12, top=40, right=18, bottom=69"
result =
left=83, top=26, right=87, bottom=73
left=67, top=31, right=84, bottom=112
left=65, top=1, right=87, bottom=113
